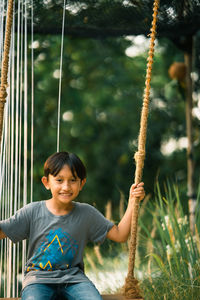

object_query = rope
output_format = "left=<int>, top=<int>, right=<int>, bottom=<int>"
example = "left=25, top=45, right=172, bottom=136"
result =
left=123, top=0, right=160, bottom=298
left=57, top=0, right=66, bottom=152
left=0, top=0, right=14, bottom=151
left=0, top=0, right=5, bottom=63
left=22, top=0, right=28, bottom=279
left=10, top=13, right=15, bottom=295
left=14, top=1, right=21, bottom=293
left=30, top=0, right=34, bottom=203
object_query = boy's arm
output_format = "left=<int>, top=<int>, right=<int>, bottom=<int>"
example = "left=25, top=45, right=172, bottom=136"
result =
left=106, top=182, right=145, bottom=243
left=0, top=228, right=7, bottom=240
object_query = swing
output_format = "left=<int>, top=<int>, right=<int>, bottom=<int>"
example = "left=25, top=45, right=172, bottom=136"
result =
left=0, top=0, right=159, bottom=299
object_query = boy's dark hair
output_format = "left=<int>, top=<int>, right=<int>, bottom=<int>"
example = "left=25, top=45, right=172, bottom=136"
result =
left=44, top=152, right=86, bottom=180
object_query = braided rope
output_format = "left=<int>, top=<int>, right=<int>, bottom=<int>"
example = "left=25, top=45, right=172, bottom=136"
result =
left=124, top=0, right=160, bottom=298
left=0, top=0, right=14, bottom=150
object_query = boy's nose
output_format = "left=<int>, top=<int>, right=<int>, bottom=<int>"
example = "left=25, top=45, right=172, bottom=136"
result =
left=62, top=181, right=71, bottom=190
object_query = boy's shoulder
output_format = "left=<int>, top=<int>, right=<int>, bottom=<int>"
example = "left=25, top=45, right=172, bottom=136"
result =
left=21, top=200, right=44, bottom=213
left=75, top=202, right=100, bottom=214
left=76, top=202, right=89, bottom=207
left=25, top=200, right=43, bottom=207
left=75, top=202, right=93, bottom=209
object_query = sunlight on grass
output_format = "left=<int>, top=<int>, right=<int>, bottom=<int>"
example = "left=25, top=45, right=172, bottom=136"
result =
left=87, top=268, right=127, bottom=293
left=85, top=251, right=144, bottom=294
left=85, top=252, right=128, bottom=293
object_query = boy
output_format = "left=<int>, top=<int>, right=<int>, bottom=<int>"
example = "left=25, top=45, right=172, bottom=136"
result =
left=0, top=151, right=145, bottom=300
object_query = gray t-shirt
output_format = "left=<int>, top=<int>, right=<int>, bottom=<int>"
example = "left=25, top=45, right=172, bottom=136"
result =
left=0, top=201, right=114, bottom=289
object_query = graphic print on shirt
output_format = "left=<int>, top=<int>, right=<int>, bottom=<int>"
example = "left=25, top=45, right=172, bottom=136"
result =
left=25, top=228, right=78, bottom=273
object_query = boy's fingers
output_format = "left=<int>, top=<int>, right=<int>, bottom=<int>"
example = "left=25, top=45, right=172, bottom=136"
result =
left=130, top=182, right=145, bottom=198
left=132, top=182, right=144, bottom=188
left=133, top=187, right=144, bottom=192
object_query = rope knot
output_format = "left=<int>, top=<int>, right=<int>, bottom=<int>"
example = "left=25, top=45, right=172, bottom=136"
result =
left=134, top=150, right=145, bottom=162
left=123, top=276, right=143, bottom=299
left=0, top=86, right=7, bottom=102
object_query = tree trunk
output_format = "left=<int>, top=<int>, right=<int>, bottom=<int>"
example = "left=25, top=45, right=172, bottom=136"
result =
left=184, top=45, right=196, bottom=234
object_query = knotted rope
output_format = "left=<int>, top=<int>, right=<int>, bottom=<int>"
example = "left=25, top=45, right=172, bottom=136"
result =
left=0, top=0, right=14, bottom=150
left=123, top=0, right=160, bottom=298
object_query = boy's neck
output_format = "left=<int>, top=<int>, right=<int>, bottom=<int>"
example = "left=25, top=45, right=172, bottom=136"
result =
left=45, top=199, right=74, bottom=216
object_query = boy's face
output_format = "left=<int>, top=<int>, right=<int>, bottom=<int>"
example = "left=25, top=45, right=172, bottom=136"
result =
left=42, top=164, right=86, bottom=207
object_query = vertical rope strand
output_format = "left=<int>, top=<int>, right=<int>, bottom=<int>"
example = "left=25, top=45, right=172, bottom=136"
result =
left=22, top=0, right=28, bottom=277
left=30, top=0, right=34, bottom=203
left=23, top=0, right=28, bottom=208
left=8, top=8, right=15, bottom=296
left=6, top=46, right=11, bottom=297
left=124, top=1, right=160, bottom=299
left=14, top=0, right=21, bottom=294
left=11, top=5, right=16, bottom=295
left=0, top=0, right=14, bottom=151
left=0, top=2, right=13, bottom=293
left=0, top=108, right=6, bottom=296
left=5, top=58, right=11, bottom=297
left=18, top=0, right=24, bottom=288
left=0, top=0, right=5, bottom=62
left=57, top=0, right=66, bottom=152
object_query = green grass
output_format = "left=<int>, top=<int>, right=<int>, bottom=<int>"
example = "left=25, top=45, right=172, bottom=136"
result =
left=139, top=183, right=200, bottom=299
left=84, top=183, right=200, bottom=299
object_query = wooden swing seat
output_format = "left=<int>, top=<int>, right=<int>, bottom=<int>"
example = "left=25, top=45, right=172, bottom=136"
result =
left=1, top=296, right=143, bottom=300
left=103, top=295, right=143, bottom=300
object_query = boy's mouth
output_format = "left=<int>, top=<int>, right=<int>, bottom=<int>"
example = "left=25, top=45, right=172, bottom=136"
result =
left=59, top=192, right=72, bottom=196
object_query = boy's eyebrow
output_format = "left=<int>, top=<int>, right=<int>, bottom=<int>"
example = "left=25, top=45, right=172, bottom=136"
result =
left=55, top=174, right=77, bottom=179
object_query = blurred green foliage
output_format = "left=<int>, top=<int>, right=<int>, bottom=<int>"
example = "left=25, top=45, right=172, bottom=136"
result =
left=24, top=35, right=200, bottom=215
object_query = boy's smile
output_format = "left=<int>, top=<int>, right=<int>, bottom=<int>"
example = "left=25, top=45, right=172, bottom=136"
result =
left=42, top=164, right=86, bottom=214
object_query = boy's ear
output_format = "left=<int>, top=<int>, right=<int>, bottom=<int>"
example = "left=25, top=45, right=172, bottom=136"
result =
left=80, top=178, right=86, bottom=190
left=41, top=176, right=50, bottom=190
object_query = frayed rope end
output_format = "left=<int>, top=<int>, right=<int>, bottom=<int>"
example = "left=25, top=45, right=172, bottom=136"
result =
left=122, top=276, right=143, bottom=299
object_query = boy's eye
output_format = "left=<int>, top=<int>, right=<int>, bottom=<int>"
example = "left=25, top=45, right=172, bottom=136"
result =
left=55, top=178, right=77, bottom=183
left=70, top=178, right=77, bottom=182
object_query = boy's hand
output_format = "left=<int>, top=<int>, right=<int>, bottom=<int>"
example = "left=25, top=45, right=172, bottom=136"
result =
left=129, top=182, right=145, bottom=203
left=107, top=182, right=145, bottom=243
left=0, top=229, right=7, bottom=240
